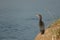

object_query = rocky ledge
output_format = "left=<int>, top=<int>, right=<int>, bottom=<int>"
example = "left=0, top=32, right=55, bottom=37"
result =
left=35, top=19, right=60, bottom=40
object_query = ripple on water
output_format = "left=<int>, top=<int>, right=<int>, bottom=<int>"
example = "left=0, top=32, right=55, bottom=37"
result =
left=0, top=36, right=18, bottom=40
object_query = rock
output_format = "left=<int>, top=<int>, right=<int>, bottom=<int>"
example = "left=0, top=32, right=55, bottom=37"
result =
left=35, top=19, right=60, bottom=40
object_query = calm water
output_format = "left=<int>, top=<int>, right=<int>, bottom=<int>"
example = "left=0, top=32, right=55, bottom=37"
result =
left=0, top=8, right=60, bottom=40
left=0, top=0, right=60, bottom=40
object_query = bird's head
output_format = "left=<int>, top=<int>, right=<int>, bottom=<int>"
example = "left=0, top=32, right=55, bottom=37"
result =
left=36, top=14, right=42, bottom=20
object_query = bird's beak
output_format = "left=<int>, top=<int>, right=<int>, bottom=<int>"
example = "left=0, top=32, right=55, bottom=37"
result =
left=36, top=14, right=39, bottom=18
left=36, top=14, right=38, bottom=17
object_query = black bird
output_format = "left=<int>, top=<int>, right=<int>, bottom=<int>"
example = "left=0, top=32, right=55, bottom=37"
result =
left=36, top=14, right=45, bottom=34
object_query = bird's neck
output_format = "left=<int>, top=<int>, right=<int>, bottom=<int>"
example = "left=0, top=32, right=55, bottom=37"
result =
left=39, top=18, right=42, bottom=21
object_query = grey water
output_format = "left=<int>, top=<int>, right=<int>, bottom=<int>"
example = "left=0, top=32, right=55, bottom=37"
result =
left=0, top=0, right=60, bottom=40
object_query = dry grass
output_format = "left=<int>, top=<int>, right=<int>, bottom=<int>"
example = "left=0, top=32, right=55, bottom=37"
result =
left=51, top=28, right=60, bottom=38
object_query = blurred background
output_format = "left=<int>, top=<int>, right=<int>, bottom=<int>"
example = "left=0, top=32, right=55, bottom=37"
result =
left=0, top=0, right=60, bottom=40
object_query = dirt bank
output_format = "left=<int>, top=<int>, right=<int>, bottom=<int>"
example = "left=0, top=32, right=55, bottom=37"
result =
left=35, top=19, right=60, bottom=40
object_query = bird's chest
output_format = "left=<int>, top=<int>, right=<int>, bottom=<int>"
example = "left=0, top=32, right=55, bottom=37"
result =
left=39, top=21, right=44, bottom=27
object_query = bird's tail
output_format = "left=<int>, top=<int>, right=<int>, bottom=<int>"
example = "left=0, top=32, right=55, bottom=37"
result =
left=40, top=29, right=45, bottom=34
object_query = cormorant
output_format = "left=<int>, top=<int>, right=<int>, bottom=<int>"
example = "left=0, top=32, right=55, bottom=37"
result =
left=36, top=14, right=45, bottom=34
